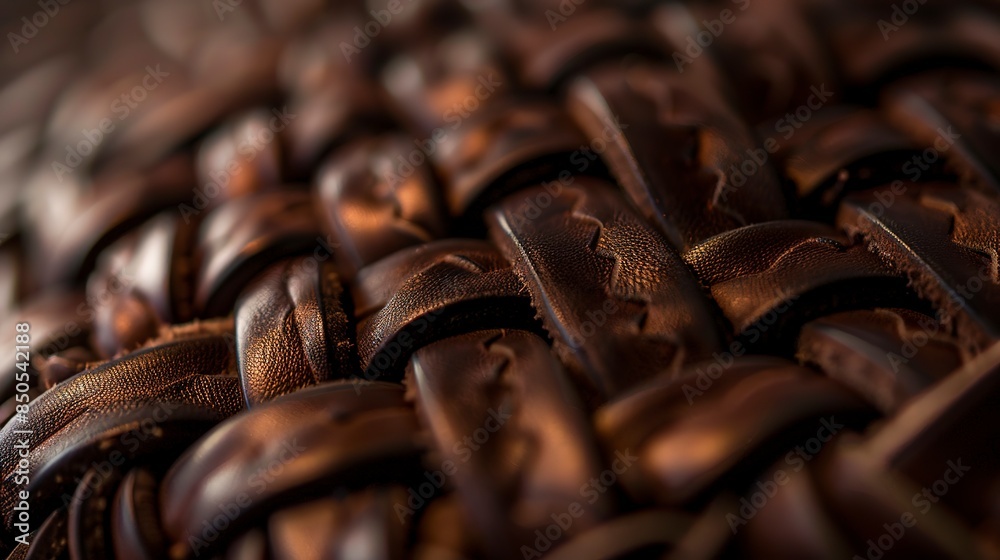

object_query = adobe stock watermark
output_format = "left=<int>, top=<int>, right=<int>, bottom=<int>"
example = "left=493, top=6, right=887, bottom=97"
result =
left=846, top=126, right=960, bottom=232
left=188, top=438, right=307, bottom=556
left=7, top=0, right=71, bottom=54
left=57, top=401, right=183, bottom=511
left=37, top=268, right=137, bottom=360
left=567, top=299, right=621, bottom=347
left=212, top=0, right=248, bottom=21
left=51, top=64, right=171, bottom=182
left=900, top=126, right=961, bottom=182
left=520, top=449, right=638, bottom=559
left=716, top=84, right=834, bottom=203
left=682, top=292, right=800, bottom=405
left=287, top=235, right=341, bottom=279
left=504, top=114, right=628, bottom=232
left=10, top=434, right=31, bottom=547
left=673, top=0, right=751, bottom=72
left=394, top=407, right=512, bottom=522
left=545, top=0, right=588, bottom=30
left=878, top=0, right=929, bottom=41
left=726, top=416, right=844, bottom=533
left=350, top=308, right=447, bottom=395
left=853, top=458, right=971, bottom=560
left=340, top=0, right=417, bottom=62
left=177, top=106, right=296, bottom=224
left=383, top=72, right=502, bottom=187
left=886, top=311, right=949, bottom=373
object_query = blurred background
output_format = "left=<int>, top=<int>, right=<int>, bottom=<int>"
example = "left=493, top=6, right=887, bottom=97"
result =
left=3, top=0, right=1000, bottom=308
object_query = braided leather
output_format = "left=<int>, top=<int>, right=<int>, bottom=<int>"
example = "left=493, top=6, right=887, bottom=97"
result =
left=2, top=0, right=1000, bottom=558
